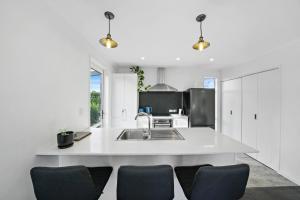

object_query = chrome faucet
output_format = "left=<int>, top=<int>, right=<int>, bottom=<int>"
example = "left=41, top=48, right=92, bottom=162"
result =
left=135, top=112, right=151, bottom=138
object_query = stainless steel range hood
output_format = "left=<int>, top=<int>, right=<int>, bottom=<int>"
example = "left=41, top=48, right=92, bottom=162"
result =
left=148, top=68, right=178, bottom=92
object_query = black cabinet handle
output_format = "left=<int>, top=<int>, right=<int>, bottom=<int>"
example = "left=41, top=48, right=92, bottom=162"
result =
left=254, top=114, right=257, bottom=120
left=230, top=110, right=233, bottom=115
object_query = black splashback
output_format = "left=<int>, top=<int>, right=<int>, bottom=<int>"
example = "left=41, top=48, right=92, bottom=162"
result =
left=139, top=92, right=183, bottom=115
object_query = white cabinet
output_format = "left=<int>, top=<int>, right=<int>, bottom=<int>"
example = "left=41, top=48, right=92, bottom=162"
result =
left=137, top=115, right=188, bottom=129
left=241, top=69, right=281, bottom=171
left=242, top=75, right=259, bottom=159
left=221, top=78, right=242, bottom=142
left=256, top=70, right=281, bottom=170
left=172, top=116, right=189, bottom=128
left=111, top=73, right=138, bottom=128
left=136, top=116, right=153, bottom=128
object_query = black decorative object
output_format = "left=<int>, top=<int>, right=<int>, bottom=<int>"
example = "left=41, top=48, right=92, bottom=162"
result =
left=57, top=131, right=74, bottom=149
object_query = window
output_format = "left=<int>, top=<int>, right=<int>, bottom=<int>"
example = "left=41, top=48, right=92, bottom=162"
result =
left=203, top=77, right=216, bottom=89
left=90, top=69, right=103, bottom=127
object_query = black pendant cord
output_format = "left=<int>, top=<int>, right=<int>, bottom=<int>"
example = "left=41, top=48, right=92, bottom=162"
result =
left=200, top=22, right=203, bottom=37
left=108, top=19, right=111, bottom=35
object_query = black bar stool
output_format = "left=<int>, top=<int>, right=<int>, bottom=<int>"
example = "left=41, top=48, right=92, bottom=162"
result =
left=30, top=165, right=112, bottom=200
left=175, top=164, right=249, bottom=200
left=117, top=165, right=174, bottom=200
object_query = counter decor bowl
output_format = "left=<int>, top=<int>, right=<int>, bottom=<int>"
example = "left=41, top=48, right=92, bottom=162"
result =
left=57, top=131, right=74, bottom=149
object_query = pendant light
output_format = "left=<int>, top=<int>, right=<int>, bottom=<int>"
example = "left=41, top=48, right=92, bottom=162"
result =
left=99, top=11, right=118, bottom=48
left=193, top=14, right=210, bottom=51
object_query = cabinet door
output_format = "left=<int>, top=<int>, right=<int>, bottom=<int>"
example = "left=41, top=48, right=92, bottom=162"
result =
left=222, top=81, right=231, bottom=136
left=123, top=74, right=138, bottom=128
left=257, top=69, right=281, bottom=171
left=123, top=74, right=138, bottom=118
left=221, top=79, right=242, bottom=141
left=111, top=74, right=125, bottom=122
left=137, top=116, right=153, bottom=128
left=173, top=118, right=189, bottom=128
left=111, top=74, right=137, bottom=128
left=242, top=75, right=259, bottom=158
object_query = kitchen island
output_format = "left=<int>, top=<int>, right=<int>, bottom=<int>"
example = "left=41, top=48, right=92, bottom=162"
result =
left=37, top=127, right=256, bottom=200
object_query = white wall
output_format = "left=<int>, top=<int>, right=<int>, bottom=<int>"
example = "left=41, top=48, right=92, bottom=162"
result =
left=0, top=1, right=113, bottom=199
left=221, top=39, right=300, bottom=185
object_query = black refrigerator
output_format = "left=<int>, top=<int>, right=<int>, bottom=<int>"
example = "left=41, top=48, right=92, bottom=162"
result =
left=183, top=88, right=215, bottom=128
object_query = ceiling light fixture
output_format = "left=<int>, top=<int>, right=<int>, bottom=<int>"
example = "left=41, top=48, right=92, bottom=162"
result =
left=209, top=58, right=214, bottom=62
left=176, top=57, right=181, bottom=61
left=140, top=57, right=145, bottom=60
left=99, top=11, right=118, bottom=48
left=193, top=14, right=210, bottom=51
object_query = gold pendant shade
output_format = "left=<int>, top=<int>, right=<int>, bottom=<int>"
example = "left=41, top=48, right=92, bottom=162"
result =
left=193, top=36, right=210, bottom=51
left=100, top=33, right=118, bottom=48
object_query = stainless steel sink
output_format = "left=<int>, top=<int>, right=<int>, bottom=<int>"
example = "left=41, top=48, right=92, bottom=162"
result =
left=116, top=128, right=184, bottom=141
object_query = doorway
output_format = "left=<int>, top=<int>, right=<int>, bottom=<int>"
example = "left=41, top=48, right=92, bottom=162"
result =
left=90, top=68, right=103, bottom=127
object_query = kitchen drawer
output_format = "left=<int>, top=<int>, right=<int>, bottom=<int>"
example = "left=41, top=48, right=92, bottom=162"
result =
left=173, top=118, right=188, bottom=128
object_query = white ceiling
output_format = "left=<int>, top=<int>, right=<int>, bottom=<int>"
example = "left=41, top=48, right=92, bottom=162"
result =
left=45, top=0, right=300, bottom=69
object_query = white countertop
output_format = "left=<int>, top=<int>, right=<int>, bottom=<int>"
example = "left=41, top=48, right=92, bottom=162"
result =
left=170, top=114, right=188, bottom=119
left=37, top=128, right=257, bottom=156
left=152, top=116, right=174, bottom=120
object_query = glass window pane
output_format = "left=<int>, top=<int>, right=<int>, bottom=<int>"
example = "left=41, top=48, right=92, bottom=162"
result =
left=204, top=78, right=215, bottom=89
left=90, top=69, right=102, bottom=127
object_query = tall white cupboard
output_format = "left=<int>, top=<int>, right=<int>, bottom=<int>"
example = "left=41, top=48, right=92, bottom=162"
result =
left=256, top=70, right=281, bottom=170
left=111, top=73, right=138, bottom=128
left=242, top=75, right=259, bottom=159
left=221, top=78, right=242, bottom=142
left=222, top=69, right=281, bottom=171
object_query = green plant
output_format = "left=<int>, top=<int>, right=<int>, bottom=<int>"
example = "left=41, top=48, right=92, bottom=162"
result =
left=90, top=91, right=101, bottom=125
left=130, top=66, right=151, bottom=92
left=58, top=129, right=70, bottom=135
